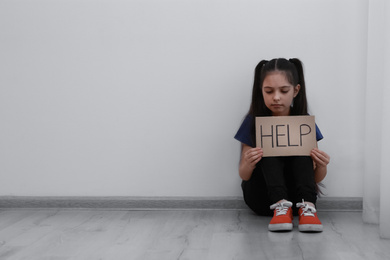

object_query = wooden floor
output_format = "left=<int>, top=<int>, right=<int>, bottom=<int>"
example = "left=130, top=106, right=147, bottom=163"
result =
left=0, top=209, right=389, bottom=260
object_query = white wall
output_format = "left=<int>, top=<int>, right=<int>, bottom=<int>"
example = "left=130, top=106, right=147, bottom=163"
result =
left=0, top=0, right=368, bottom=197
left=363, top=0, right=390, bottom=238
left=379, top=0, right=390, bottom=239
left=364, top=0, right=384, bottom=224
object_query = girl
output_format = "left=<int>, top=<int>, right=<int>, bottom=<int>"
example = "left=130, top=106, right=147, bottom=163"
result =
left=234, top=58, right=330, bottom=232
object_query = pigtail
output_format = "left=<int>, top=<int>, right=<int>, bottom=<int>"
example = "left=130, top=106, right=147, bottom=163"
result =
left=316, top=182, right=325, bottom=197
left=249, top=60, right=268, bottom=115
left=288, top=58, right=308, bottom=115
left=288, top=58, right=305, bottom=87
left=247, top=60, right=269, bottom=146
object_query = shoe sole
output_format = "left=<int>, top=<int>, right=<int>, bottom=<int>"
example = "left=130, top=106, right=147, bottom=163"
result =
left=268, top=223, right=293, bottom=232
left=298, top=224, right=323, bottom=232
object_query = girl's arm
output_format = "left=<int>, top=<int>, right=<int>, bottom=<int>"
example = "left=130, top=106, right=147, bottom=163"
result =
left=311, top=148, right=330, bottom=183
left=239, top=144, right=263, bottom=181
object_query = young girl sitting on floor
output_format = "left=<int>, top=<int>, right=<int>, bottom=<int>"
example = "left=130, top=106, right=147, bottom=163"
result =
left=234, top=58, right=330, bottom=232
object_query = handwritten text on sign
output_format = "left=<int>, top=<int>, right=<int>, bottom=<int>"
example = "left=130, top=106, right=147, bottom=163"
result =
left=255, top=116, right=317, bottom=157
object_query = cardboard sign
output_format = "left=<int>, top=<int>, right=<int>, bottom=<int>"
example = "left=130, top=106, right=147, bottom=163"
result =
left=255, top=116, right=317, bottom=157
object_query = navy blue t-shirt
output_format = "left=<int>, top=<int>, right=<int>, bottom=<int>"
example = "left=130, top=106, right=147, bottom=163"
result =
left=234, top=115, right=323, bottom=147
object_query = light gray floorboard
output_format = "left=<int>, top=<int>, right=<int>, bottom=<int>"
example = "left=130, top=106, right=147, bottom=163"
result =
left=0, top=209, right=388, bottom=260
left=0, top=196, right=362, bottom=211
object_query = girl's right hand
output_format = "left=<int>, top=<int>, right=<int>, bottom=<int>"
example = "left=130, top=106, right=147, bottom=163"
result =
left=239, top=145, right=263, bottom=181
left=242, top=146, right=263, bottom=170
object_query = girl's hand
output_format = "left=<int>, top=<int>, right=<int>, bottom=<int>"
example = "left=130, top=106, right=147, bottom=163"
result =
left=311, top=148, right=330, bottom=168
left=242, top=147, right=263, bottom=170
left=239, top=145, right=263, bottom=181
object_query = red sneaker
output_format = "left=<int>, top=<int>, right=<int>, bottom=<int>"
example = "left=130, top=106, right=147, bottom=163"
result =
left=296, top=200, right=323, bottom=232
left=268, top=201, right=293, bottom=231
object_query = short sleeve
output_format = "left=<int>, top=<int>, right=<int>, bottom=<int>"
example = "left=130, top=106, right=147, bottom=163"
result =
left=234, top=115, right=254, bottom=147
left=315, top=124, right=323, bottom=141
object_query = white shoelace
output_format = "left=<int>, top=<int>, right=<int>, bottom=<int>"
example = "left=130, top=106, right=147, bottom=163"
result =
left=296, top=200, right=317, bottom=217
left=270, top=201, right=292, bottom=216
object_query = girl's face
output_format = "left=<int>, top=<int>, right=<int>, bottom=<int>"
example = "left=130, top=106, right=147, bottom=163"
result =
left=262, top=71, right=300, bottom=116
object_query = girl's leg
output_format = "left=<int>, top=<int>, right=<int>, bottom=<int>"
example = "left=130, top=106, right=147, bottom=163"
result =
left=288, top=156, right=323, bottom=232
left=288, top=156, right=317, bottom=204
left=260, top=157, right=295, bottom=231
left=241, top=166, right=273, bottom=216
left=260, top=157, right=288, bottom=204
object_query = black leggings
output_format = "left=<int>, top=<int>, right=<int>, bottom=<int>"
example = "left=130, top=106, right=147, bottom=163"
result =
left=241, top=156, right=317, bottom=216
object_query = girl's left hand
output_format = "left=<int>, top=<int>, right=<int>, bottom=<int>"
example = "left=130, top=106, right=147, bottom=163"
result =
left=311, top=148, right=330, bottom=168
